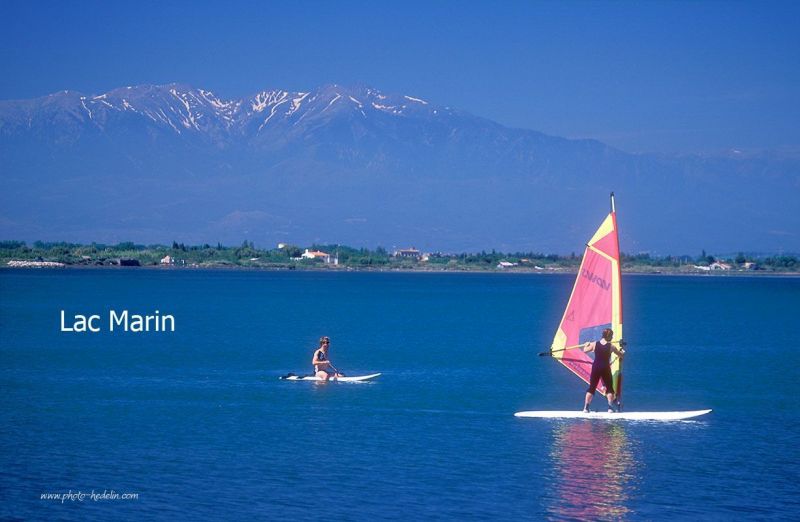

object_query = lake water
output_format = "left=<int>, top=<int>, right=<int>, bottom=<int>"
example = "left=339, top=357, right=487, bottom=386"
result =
left=1, top=269, right=798, bottom=520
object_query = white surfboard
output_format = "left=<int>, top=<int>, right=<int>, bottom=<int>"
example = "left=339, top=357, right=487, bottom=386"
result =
left=514, top=409, right=711, bottom=421
left=280, top=373, right=381, bottom=382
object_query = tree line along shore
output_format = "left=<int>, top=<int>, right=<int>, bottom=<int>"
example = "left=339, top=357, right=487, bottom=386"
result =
left=1, top=240, right=797, bottom=274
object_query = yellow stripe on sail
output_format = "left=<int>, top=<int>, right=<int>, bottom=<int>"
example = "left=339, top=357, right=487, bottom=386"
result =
left=587, top=214, right=615, bottom=246
left=553, top=328, right=568, bottom=359
left=610, top=254, right=623, bottom=390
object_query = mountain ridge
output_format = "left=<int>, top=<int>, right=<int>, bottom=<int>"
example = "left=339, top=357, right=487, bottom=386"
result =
left=1, top=83, right=798, bottom=253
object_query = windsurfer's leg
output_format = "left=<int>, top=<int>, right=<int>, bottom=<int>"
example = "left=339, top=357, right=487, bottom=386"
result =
left=585, top=367, right=602, bottom=411
left=601, top=369, right=615, bottom=404
left=599, top=368, right=616, bottom=410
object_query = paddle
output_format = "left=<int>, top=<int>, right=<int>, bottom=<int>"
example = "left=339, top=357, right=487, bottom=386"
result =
left=327, top=363, right=345, bottom=377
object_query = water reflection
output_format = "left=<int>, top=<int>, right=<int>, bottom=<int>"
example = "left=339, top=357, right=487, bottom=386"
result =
left=546, top=421, right=638, bottom=520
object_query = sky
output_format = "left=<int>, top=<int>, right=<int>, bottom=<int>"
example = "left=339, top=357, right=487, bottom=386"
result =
left=1, top=0, right=798, bottom=154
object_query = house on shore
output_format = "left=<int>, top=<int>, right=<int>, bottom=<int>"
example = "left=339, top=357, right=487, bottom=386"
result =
left=709, top=261, right=732, bottom=270
left=301, top=249, right=332, bottom=264
left=394, top=248, right=421, bottom=260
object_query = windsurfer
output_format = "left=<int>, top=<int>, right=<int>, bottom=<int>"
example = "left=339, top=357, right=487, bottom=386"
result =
left=312, top=336, right=341, bottom=380
left=582, top=328, right=625, bottom=412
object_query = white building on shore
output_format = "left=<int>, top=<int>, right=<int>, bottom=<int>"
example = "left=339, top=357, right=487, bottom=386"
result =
left=301, top=249, right=332, bottom=264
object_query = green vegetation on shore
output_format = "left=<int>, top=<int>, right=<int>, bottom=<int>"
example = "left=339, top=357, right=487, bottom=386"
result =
left=0, top=240, right=797, bottom=273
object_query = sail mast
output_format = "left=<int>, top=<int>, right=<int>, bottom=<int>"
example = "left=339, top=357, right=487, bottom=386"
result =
left=610, top=192, right=623, bottom=402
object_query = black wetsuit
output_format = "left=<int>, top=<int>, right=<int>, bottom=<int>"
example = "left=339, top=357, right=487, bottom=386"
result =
left=314, top=348, right=330, bottom=373
left=587, top=341, right=615, bottom=395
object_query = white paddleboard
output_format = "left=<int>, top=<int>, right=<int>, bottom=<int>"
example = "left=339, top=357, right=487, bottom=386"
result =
left=514, top=409, right=711, bottom=421
left=280, top=373, right=381, bottom=382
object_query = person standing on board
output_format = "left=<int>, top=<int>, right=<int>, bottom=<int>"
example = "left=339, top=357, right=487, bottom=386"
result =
left=582, top=328, right=625, bottom=413
left=312, top=336, right=341, bottom=380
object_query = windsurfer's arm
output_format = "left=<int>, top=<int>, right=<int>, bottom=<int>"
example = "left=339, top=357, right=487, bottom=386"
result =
left=612, top=345, right=626, bottom=358
left=582, top=342, right=594, bottom=353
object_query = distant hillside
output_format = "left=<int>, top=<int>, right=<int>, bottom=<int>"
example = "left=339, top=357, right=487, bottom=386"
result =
left=1, top=83, right=798, bottom=253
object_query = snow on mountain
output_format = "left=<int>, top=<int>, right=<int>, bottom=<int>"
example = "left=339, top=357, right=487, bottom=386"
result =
left=0, top=83, right=449, bottom=142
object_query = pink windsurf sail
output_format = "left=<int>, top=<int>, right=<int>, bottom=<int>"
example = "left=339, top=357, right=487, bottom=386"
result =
left=548, top=193, right=624, bottom=398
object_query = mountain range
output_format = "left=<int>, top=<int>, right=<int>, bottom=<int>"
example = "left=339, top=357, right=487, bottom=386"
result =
left=1, top=83, right=798, bottom=253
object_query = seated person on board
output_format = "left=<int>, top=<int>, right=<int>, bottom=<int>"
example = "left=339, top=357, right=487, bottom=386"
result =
left=312, top=336, right=342, bottom=380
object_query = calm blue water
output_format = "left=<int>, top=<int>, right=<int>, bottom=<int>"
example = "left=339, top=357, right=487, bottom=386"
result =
left=1, top=269, right=798, bottom=520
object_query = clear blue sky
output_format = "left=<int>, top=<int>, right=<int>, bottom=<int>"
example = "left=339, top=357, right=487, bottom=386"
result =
left=1, top=0, right=798, bottom=154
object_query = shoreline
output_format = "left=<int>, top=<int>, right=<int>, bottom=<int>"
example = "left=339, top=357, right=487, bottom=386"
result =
left=2, top=263, right=798, bottom=277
